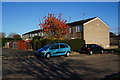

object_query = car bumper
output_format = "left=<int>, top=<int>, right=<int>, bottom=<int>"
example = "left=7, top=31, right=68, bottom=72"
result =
left=35, top=52, right=46, bottom=57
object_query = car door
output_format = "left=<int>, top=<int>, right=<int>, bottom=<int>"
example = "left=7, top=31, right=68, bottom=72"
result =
left=95, top=45, right=103, bottom=53
left=58, top=44, right=67, bottom=55
left=49, top=44, right=59, bottom=56
left=90, top=44, right=96, bottom=52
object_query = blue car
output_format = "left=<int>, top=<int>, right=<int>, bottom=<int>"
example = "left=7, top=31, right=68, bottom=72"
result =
left=35, top=43, right=72, bottom=58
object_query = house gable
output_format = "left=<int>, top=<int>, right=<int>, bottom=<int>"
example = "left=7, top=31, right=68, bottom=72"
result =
left=83, top=17, right=110, bottom=48
left=83, top=17, right=109, bottom=29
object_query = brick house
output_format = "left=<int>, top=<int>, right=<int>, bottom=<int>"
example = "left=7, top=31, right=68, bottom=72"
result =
left=22, top=29, right=44, bottom=40
left=22, top=17, right=110, bottom=48
left=66, top=17, right=110, bottom=48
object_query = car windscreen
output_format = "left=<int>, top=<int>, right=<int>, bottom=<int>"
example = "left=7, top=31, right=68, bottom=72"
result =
left=43, top=44, right=53, bottom=49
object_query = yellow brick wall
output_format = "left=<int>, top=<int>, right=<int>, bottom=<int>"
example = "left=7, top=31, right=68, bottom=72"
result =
left=83, top=18, right=110, bottom=48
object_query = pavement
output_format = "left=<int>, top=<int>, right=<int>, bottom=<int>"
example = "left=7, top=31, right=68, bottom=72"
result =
left=2, top=48, right=119, bottom=79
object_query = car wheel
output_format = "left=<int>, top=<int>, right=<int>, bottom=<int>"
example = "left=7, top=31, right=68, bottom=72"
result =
left=90, top=51, right=93, bottom=55
left=101, top=50, right=104, bottom=54
left=66, top=52, right=70, bottom=57
left=46, top=53, right=51, bottom=58
left=35, top=54, right=39, bottom=58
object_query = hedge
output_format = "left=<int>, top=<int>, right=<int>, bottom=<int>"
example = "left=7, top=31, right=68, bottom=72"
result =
left=32, top=39, right=85, bottom=51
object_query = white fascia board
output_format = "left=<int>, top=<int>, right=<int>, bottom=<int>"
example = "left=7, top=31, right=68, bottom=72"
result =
left=83, top=17, right=110, bottom=28
left=83, top=17, right=97, bottom=26
left=96, top=17, right=110, bottom=28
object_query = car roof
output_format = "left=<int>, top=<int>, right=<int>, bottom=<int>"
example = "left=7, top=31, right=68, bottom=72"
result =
left=45, top=43, right=69, bottom=46
left=86, top=44, right=98, bottom=45
left=53, top=43, right=68, bottom=45
left=86, top=44, right=95, bottom=45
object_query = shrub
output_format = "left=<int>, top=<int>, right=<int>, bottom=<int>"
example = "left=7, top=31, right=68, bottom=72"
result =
left=65, top=39, right=85, bottom=50
left=32, top=39, right=85, bottom=51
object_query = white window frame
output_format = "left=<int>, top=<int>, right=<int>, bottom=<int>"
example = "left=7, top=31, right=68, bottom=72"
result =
left=76, top=25, right=82, bottom=32
left=29, top=33, right=32, bottom=37
left=32, top=34, right=34, bottom=37
left=39, top=32, right=41, bottom=36
left=41, top=32, right=44, bottom=36
left=69, top=28, right=71, bottom=33
left=69, top=27, right=73, bottom=33
left=34, top=33, right=37, bottom=36
left=76, top=26, right=80, bottom=32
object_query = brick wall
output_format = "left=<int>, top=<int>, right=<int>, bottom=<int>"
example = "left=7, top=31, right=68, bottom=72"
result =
left=83, top=18, right=110, bottom=48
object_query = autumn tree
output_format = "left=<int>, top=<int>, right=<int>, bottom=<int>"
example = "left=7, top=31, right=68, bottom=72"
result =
left=7, top=32, right=21, bottom=38
left=39, top=13, right=69, bottom=39
left=13, top=34, right=21, bottom=38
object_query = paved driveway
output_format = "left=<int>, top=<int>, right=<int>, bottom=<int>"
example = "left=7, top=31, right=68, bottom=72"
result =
left=2, top=48, right=119, bottom=79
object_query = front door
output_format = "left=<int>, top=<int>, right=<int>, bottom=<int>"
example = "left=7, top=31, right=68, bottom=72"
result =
left=49, top=44, right=59, bottom=56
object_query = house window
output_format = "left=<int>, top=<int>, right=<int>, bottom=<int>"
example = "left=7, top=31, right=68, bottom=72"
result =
left=32, top=34, right=34, bottom=37
left=34, top=33, right=38, bottom=36
left=41, top=33, right=44, bottom=36
left=38, top=32, right=41, bottom=36
left=29, top=34, right=32, bottom=37
left=76, top=26, right=82, bottom=32
left=69, top=27, right=73, bottom=33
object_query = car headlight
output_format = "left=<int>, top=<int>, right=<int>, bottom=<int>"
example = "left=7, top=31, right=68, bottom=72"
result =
left=35, top=51, right=38, bottom=53
left=41, top=51, right=47, bottom=53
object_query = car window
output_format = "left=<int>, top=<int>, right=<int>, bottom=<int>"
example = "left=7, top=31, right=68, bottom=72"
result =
left=50, top=44, right=59, bottom=49
left=85, top=44, right=88, bottom=47
left=95, top=45, right=99, bottom=47
left=87, top=44, right=95, bottom=47
left=60, top=44, right=66, bottom=48
left=92, top=45, right=95, bottom=47
left=64, top=45, right=68, bottom=48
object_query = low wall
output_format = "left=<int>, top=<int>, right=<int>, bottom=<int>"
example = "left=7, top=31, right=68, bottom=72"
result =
left=106, top=45, right=119, bottom=49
